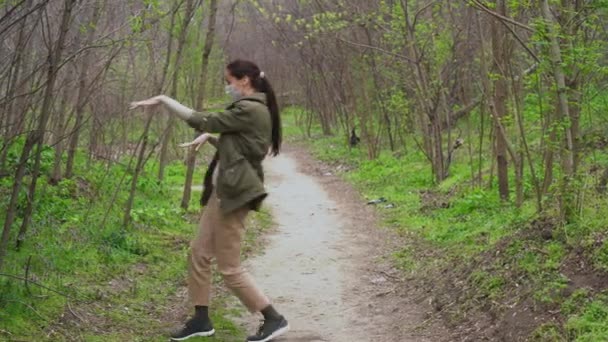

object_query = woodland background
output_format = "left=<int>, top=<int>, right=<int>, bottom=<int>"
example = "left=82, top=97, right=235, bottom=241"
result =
left=1, top=0, right=608, bottom=340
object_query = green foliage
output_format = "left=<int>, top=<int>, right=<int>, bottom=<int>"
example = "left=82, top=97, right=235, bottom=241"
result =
left=562, top=289, right=593, bottom=316
left=0, top=145, right=256, bottom=340
left=566, top=295, right=608, bottom=341
left=2, top=136, right=54, bottom=175
left=530, top=323, right=566, bottom=342
left=393, top=248, right=417, bottom=272
left=592, top=239, right=608, bottom=272
left=533, top=275, right=569, bottom=305
left=450, top=188, right=501, bottom=215
left=129, top=15, right=143, bottom=33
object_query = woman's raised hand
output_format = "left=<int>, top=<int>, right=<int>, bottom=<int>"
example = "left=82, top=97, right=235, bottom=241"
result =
left=129, top=96, right=162, bottom=110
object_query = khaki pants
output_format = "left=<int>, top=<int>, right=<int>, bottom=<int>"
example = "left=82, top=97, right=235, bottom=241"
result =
left=188, top=192, right=270, bottom=312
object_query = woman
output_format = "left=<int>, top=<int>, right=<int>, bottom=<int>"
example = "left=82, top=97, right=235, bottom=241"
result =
left=130, top=60, right=289, bottom=342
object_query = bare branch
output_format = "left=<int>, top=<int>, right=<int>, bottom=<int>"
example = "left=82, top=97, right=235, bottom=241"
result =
left=468, top=0, right=534, bottom=32
left=335, top=36, right=416, bottom=63
left=0, top=0, right=50, bottom=38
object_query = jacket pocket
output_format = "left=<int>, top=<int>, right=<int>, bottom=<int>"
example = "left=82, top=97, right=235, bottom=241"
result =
left=220, top=157, right=258, bottom=198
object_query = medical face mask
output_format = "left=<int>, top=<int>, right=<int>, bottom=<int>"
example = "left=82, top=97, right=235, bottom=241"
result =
left=225, top=84, right=242, bottom=101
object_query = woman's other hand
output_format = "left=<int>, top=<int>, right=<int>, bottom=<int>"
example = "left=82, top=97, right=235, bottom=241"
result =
left=179, top=133, right=211, bottom=151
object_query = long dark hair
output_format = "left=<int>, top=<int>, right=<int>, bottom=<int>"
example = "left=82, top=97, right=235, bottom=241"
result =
left=226, top=59, right=281, bottom=156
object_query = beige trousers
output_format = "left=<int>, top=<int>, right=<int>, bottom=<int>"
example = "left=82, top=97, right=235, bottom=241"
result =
left=187, top=192, right=270, bottom=312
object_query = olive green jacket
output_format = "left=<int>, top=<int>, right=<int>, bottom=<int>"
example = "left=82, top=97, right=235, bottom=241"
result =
left=186, top=93, right=271, bottom=214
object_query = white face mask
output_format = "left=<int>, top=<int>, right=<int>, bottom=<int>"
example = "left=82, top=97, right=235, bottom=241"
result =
left=225, top=84, right=242, bottom=101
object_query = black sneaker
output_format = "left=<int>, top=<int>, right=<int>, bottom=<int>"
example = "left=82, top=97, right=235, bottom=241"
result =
left=170, top=317, right=215, bottom=341
left=246, top=316, right=289, bottom=342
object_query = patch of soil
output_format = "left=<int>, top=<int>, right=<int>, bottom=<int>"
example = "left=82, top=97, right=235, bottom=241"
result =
left=419, top=189, right=453, bottom=213
left=561, top=247, right=608, bottom=295
left=421, top=223, right=608, bottom=341
left=528, top=216, right=559, bottom=241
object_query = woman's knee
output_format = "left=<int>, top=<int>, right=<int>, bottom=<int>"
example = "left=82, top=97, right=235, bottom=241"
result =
left=190, top=242, right=212, bottom=265
left=220, top=268, right=245, bottom=287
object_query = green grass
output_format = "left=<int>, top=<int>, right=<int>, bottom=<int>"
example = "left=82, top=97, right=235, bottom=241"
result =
left=566, top=295, right=608, bottom=342
left=0, top=141, right=269, bottom=341
left=281, top=105, right=608, bottom=341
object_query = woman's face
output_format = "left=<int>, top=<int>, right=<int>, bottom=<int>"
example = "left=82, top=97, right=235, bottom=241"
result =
left=225, top=69, right=253, bottom=96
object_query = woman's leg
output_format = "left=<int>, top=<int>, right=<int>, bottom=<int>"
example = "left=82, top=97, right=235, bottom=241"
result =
left=214, top=204, right=270, bottom=312
left=187, top=195, right=219, bottom=307
left=214, top=203, right=289, bottom=342
left=171, top=195, right=219, bottom=340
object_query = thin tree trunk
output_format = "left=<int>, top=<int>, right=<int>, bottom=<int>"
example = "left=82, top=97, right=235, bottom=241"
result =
left=491, top=0, right=510, bottom=201
left=123, top=2, right=184, bottom=226
left=364, top=26, right=394, bottom=152
left=195, top=0, right=218, bottom=111
left=540, top=0, right=575, bottom=221
left=512, top=75, right=542, bottom=212
left=158, top=0, right=195, bottom=183
left=401, top=0, right=445, bottom=182
left=50, top=80, right=71, bottom=184
left=542, top=128, right=556, bottom=194
left=182, top=0, right=218, bottom=209
left=64, top=0, right=102, bottom=179
left=477, top=11, right=519, bottom=198
left=478, top=97, right=485, bottom=187
left=123, top=116, right=153, bottom=228
left=562, top=0, right=582, bottom=174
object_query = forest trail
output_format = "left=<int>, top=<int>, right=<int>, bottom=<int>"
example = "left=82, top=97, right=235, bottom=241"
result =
left=239, top=145, right=441, bottom=342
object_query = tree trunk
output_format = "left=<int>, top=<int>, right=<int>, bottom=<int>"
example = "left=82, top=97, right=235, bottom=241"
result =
left=123, top=116, right=154, bottom=228
left=182, top=0, right=218, bottom=210
left=562, top=0, right=582, bottom=174
left=158, top=0, right=195, bottom=183
left=512, top=74, right=542, bottom=212
left=490, top=0, right=510, bottom=201
left=64, top=0, right=102, bottom=179
left=195, top=0, right=218, bottom=112
left=540, top=0, right=575, bottom=221
left=401, top=0, right=446, bottom=182
left=364, top=26, right=395, bottom=152
left=123, top=3, right=177, bottom=227
left=50, top=81, right=71, bottom=184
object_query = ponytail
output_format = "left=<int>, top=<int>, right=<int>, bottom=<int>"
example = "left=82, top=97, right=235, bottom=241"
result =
left=259, top=77, right=281, bottom=156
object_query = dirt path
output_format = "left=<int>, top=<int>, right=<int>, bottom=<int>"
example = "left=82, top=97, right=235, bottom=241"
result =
left=241, top=146, right=443, bottom=342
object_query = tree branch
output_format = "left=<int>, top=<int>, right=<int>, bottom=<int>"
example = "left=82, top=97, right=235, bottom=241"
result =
left=0, top=0, right=50, bottom=38
left=0, top=273, right=87, bottom=301
left=468, top=0, right=534, bottom=32
left=335, top=35, right=416, bottom=63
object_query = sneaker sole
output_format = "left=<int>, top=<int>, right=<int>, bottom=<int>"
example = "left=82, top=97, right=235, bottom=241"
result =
left=170, top=329, right=216, bottom=341
left=247, top=324, right=290, bottom=342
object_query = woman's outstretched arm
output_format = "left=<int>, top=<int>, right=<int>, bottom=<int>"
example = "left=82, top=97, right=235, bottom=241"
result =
left=130, top=95, right=194, bottom=121
left=131, top=94, right=253, bottom=134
